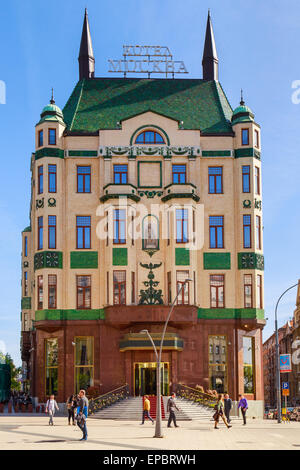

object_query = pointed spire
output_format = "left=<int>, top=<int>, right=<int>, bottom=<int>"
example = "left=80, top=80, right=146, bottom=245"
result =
left=202, top=10, right=219, bottom=81
left=240, top=89, right=245, bottom=106
left=78, top=8, right=95, bottom=80
left=50, top=88, right=55, bottom=105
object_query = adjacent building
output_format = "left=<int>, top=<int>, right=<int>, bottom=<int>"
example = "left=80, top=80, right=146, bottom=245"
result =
left=20, top=10, right=265, bottom=413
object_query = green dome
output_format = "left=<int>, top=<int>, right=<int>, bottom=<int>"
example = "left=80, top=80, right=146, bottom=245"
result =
left=37, top=97, right=65, bottom=126
left=231, top=99, right=254, bottom=125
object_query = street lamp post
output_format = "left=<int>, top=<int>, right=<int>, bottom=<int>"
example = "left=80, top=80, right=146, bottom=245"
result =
left=275, top=282, right=299, bottom=424
left=143, top=278, right=192, bottom=438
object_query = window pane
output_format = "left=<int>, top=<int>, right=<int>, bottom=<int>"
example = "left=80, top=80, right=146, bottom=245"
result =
left=242, top=129, right=249, bottom=145
left=209, top=336, right=227, bottom=393
left=243, top=337, right=254, bottom=393
left=46, top=338, right=58, bottom=367
left=49, top=129, right=56, bottom=145
left=46, top=367, right=58, bottom=396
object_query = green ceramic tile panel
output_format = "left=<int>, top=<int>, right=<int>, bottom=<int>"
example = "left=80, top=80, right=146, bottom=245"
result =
left=113, top=248, right=128, bottom=266
left=21, top=297, right=31, bottom=309
left=175, top=248, right=190, bottom=265
left=68, top=150, right=98, bottom=157
left=238, top=252, right=264, bottom=270
left=70, top=251, right=98, bottom=269
left=203, top=252, right=231, bottom=270
left=202, top=150, right=231, bottom=157
left=35, top=309, right=105, bottom=321
left=35, top=148, right=64, bottom=160
left=34, top=251, right=63, bottom=270
left=198, top=308, right=265, bottom=320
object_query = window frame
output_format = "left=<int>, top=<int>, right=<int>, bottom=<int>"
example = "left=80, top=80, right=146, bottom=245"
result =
left=255, top=166, right=260, bottom=195
left=48, top=215, right=57, bottom=250
left=77, top=166, right=91, bottom=194
left=76, top=275, right=91, bottom=310
left=172, top=164, right=186, bottom=184
left=113, top=209, right=126, bottom=245
left=208, top=166, right=223, bottom=194
left=243, top=214, right=252, bottom=249
left=76, top=216, right=91, bottom=249
left=113, top=270, right=126, bottom=305
left=209, top=215, right=224, bottom=249
left=48, top=274, right=57, bottom=309
left=38, top=129, right=43, bottom=147
left=176, top=270, right=190, bottom=305
left=48, top=164, right=57, bottom=193
left=38, top=216, right=43, bottom=250
left=38, top=165, right=43, bottom=194
left=113, top=164, right=128, bottom=185
left=241, top=128, right=249, bottom=146
left=176, top=208, right=188, bottom=244
left=254, top=129, right=259, bottom=148
left=135, top=130, right=165, bottom=145
left=48, top=128, right=56, bottom=146
left=210, top=274, right=225, bottom=309
left=37, top=275, right=43, bottom=310
left=257, top=274, right=262, bottom=309
left=242, top=165, right=251, bottom=193
left=256, top=215, right=261, bottom=250
left=244, top=274, right=253, bottom=309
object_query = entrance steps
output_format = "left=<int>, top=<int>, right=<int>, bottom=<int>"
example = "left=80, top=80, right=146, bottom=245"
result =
left=90, top=396, right=237, bottom=421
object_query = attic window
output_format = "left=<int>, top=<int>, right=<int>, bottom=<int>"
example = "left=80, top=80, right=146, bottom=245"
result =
left=135, top=130, right=165, bottom=144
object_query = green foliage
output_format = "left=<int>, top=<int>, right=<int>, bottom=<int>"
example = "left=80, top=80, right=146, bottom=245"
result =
left=0, top=353, right=22, bottom=391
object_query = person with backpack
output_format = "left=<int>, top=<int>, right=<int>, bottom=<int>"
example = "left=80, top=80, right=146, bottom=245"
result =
left=46, top=395, right=59, bottom=426
left=167, top=393, right=179, bottom=428
left=213, top=394, right=232, bottom=429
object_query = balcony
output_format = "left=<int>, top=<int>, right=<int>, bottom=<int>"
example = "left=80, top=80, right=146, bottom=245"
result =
left=161, top=183, right=200, bottom=202
left=100, top=183, right=140, bottom=203
left=104, top=304, right=198, bottom=329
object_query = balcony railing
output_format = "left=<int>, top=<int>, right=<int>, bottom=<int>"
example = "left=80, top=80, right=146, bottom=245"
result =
left=161, top=183, right=200, bottom=202
left=100, top=183, right=140, bottom=202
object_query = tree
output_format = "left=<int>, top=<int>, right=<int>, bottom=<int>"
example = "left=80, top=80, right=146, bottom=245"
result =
left=0, top=353, right=22, bottom=391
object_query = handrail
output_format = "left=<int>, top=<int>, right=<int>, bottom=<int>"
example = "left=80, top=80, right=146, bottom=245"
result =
left=175, top=384, right=218, bottom=408
left=88, top=384, right=130, bottom=415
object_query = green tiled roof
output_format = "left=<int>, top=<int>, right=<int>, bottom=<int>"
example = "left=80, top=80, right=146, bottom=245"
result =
left=63, top=78, right=233, bottom=135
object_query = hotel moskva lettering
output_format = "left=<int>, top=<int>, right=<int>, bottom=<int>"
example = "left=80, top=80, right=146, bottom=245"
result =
left=108, top=45, right=188, bottom=77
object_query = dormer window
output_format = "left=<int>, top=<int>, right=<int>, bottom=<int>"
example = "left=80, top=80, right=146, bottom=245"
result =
left=135, top=130, right=165, bottom=144
left=48, top=128, right=56, bottom=145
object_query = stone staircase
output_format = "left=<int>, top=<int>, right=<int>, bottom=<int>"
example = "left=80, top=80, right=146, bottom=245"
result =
left=90, top=396, right=232, bottom=421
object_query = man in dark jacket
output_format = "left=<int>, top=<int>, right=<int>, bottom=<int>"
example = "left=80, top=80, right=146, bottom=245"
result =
left=238, top=394, right=248, bottom=425
left=77, top=390, right=89, bottom=441
left=167, top=393, right=179, bottom=428
left=224, top=394, right=232, bottom=424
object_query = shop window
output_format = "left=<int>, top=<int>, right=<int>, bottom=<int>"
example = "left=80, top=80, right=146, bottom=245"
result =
left=243, top=336, right=255, bottom=394
left=75, top=337, right=94, bottom=393
left=45, top=338, right=58, bottom=396
left=208, top=335, right=227, bottom=393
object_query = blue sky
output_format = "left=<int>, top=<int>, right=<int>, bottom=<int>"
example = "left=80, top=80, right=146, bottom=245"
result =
left=0, top=0, right=299, bottom=366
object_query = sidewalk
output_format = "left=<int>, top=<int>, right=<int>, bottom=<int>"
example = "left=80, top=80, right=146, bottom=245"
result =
left=0, top=416, right=300, bottom=450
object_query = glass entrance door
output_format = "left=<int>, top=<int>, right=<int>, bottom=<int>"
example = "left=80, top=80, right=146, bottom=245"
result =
left=134, top=362, right=169, bottom=396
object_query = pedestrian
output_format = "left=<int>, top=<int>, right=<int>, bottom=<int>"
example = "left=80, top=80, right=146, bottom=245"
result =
left=140, top=395, right=154, bottom=425
left=213, top=394, right=232, bottom=429
left=224, top=393, right=232, bottom=424
left=167, top=392, right=179, bottom=428
left=76, top=389, right=89, bottom=441
left=66, top=394, right=76, bottom=425
left=46, top=394, right=59, bottom=426
left=238, top=394, right=248, bottom=425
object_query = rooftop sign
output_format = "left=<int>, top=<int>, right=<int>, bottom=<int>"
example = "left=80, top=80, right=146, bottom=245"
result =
left=108, top=45, right=188, bottom=78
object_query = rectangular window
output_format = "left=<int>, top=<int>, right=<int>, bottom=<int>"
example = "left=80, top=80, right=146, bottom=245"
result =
left=176, top=209, right=188, bottom=243
left=75, top=337, right=94, bottom=393
left=48, top=274, right=57, bottom=309
left=255, top=166, right=260, bottom=195
left=242, top=165, right=250, bottom=193
left=176, top=271, right=190, bottom=305
left=257, top=274, right=262, bottom=308
left=209, top=335, right=227, bottom=393
left=167, top=211, right=170, bottom=246
left=76, top=216, right=91, bottom=249
left=256, top=215, right=261, bottom=249
left=210, top=274, right=225, bottom=308
left=38, top=216, right=43, bottom=250
left=208, top=167, right=223, bottom=194
left=48, top=128, right=56, bottom=145
left=209, top=216, right=224, bottom=249
left=48, top=164, right=57, bottom=193
left=37, top=275, right=43, bottom=310
left=45, top=338, right=58, bottom=396
left=76, top=275, right=91, bottom=309
left=254, top=130, right=259, bottom=148
left=243, top=215, right=251, bottom=249
left=24, top=236, right=28, bottom=257
left=167, top=272, right=172, bottom=304
left=113, top=209, right=126, bottom=244
left=114, top=165, right=128, bottom=184
left=242, top=128, right=249, bottom=145
left=131, top=272, right=135, bottom=304
left=172, top=165, right=186, bottom=184
left=48, top=215, right=56, bottom=249
left=113, top=271, right=126, bottom=305
left=38, top=130, right=43, bottom=147
left=24, top=271, right=28, bottom=297
left=77, top=166, right=91, bottom=193
left=244, top=274, right=253, bottom=308
left=38, top=165, right=43, bottom=194
left=193, top=271, right=196, bottom=304
left=243, top=337, right=255, bottom=394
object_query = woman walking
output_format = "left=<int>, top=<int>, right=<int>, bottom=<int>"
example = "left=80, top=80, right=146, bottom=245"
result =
left=213, top=394, right=232, bottom=429
left=66, top=395, right=76, bottom=425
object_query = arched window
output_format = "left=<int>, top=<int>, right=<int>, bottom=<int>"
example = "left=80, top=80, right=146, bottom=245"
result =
left=135, top=130, right=165, bottom=144
left=142, top=215, right=159, bottom=250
